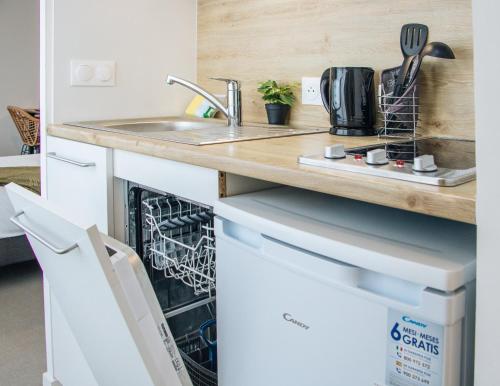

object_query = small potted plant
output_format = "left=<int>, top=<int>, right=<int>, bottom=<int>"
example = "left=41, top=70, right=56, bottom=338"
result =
left=257, top=80, right=297, bottom=125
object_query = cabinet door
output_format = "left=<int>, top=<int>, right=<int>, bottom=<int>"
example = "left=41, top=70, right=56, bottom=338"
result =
left=46, top=136, right=113, bottom=234
left=6, top=184, right=190, bottom=386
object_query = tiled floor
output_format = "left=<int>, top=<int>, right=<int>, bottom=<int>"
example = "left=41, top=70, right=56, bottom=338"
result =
left=0, top=261, right=46, bottom=386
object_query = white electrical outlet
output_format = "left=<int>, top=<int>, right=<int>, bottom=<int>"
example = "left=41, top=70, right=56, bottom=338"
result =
left=301, top=77, right=323, bottom=106
left=71, top=60, right=116, bottom=87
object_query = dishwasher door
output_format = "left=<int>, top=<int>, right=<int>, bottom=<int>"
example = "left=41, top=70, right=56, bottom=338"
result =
left=6, top=183, right=192, bottom=386
left=215, top=217, right=467, bottom=386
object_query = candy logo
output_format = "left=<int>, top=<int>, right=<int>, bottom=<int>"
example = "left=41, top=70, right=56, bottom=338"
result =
left=402, top=316, right=427, bottom=328
left=282, top=313, right=310, bottom=330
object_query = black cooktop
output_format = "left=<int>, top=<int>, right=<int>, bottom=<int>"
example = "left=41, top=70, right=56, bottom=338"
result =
left=346, top=137, right=476, bottom=170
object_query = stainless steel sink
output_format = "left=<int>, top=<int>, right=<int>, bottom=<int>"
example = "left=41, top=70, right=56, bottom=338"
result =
left=66, top=117, right=328, bottom=145
left=104, top=120, right=226, bottom=133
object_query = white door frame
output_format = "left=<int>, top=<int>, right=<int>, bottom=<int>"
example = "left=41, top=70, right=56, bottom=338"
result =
left=40, top=1, right=56, bottom=385
left=40, top=0, right=54, bottom=199
left=472, top=1, right=500, bottom=385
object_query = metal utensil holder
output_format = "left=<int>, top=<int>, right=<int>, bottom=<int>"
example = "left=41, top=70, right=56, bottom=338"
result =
left=378, top=65, right=420, bottom=138
left=143, top=195, right=216, bottom=296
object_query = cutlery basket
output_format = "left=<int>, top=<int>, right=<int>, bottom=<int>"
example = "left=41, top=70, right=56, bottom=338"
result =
left=176, top=329, right=218, bottom=386
left=378, top=65, right=420, bottom=138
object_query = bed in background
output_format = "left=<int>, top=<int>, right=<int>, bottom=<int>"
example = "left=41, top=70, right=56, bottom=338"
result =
left=0, top=154, right=40, bottom=267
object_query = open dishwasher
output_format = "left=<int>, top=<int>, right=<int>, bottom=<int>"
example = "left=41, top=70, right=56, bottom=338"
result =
left=127, top=183, right=218, bottom=385
left=6, top=182, right=218, bottom=386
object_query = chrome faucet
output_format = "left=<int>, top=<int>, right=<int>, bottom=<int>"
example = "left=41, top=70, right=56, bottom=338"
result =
left=166, top=75, right=242, bottom=127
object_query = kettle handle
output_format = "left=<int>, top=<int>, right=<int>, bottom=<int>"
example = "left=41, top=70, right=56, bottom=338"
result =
left=320, top=69, right=331, bottom=113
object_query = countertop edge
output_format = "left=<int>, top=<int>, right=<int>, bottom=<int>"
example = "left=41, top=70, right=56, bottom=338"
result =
left=47, top=124, right=477, bottom=224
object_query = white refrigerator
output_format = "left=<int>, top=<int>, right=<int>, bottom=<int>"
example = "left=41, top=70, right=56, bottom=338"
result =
left=214, top=187, right=476, bottom=386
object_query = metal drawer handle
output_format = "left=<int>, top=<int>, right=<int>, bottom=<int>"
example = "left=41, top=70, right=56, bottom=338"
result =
left=47, top=152, right=96, bottom=167
left=11, top=211, right=79, bottom=255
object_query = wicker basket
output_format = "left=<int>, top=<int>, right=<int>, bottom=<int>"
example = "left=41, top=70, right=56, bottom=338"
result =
left=7, top=106, right=40, bottom=148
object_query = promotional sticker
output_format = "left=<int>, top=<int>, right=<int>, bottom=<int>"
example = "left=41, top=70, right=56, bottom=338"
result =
left=386, top=310, right=444, bottom=386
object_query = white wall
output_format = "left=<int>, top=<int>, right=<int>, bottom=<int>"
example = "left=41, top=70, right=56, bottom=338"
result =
left=472, top=1, right=500, bottom=385
left=41, top=0, right=197, bottom=195
left=48, top=0, right=197, bottom=123
left=0, top=0, right=40, bottom=156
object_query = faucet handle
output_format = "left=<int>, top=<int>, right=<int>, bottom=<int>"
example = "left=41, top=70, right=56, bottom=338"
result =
left=209, top=77, right=240, bottom=88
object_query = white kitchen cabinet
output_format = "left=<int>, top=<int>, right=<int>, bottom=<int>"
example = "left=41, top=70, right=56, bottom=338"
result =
left=44, top=136, right=114, bottom=385
left=114, top=149, right=221, bottom=207
left=46, top=136, right=113, bottom=234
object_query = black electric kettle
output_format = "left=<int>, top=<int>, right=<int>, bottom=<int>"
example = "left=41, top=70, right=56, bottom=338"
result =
left=320, top=67, right=376, bottom=136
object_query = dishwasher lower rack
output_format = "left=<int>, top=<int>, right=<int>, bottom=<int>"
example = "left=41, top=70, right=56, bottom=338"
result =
left=142, top=194, right=216, bottom=295
left=176, top=331, right=218, bottom=386
left=167, top=298, right=218, bottom=386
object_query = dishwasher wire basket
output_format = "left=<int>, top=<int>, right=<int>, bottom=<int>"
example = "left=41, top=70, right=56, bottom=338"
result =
left=176, top=330, right=218, bottom=386
left=143, top=195, right=216, bottom=296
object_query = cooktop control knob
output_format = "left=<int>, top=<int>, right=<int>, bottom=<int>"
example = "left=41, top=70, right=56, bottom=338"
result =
left=413, top=155, right=438, bottom=172
left=324, top=144, right=346, bottom=159
left=366, top=149, right=389, bottom=165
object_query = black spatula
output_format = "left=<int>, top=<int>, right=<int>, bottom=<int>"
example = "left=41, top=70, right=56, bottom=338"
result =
left=393, top=23, right=429, bottom=97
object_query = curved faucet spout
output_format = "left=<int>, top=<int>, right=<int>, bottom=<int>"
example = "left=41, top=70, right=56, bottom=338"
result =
left=166, top=75, right=241, bottom=127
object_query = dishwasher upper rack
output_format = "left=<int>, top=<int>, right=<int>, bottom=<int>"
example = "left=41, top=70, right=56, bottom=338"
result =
left=143, top=195, right=216, bottom=296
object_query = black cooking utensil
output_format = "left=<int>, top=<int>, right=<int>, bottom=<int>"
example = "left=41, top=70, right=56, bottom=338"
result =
left=405, top=42, right=456, bottom=87
left=393, top=23, right=429, bottom=98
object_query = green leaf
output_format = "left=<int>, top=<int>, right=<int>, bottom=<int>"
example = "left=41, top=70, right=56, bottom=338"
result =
left=256, top=80, right=297, bottom=106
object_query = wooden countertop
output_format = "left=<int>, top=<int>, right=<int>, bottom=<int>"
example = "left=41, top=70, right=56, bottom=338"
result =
left=48, top=123, right=476, bottom=224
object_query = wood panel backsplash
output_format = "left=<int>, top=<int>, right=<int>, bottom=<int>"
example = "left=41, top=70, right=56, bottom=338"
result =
left=198, top=0, right=474, bottom=139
